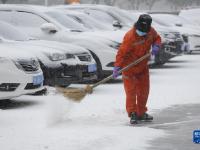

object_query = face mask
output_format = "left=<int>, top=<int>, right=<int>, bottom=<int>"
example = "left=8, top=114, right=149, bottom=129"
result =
left=136, top=29, right=147, bottom=36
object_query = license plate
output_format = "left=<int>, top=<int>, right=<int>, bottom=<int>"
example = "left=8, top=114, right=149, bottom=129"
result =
left=33, top=74, right=44, bottom=85
left=88, top=64, right=97, bottom=72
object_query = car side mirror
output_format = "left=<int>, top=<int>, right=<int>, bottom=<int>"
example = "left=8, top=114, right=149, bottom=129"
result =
left=40, top=23, right=58, bottom=34
left=113, top=20, right=123, bottom=29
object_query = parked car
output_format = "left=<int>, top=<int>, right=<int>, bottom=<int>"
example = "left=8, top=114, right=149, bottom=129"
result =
left=151, top=13, right=200, bottom=54
left=0, top=21, right=97, bottom=86
left=55, top=6, right=180, bottom=66
left=0, top=44, right=44, bottom=100
left=0, top=4, right=117, bottom=78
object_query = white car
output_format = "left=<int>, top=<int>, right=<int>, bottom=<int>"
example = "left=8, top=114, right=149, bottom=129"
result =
left=0, top=21, right=97, bottom=86
left=151, top=14, right=200, bottom=53
left=55, top=6, right=178, bottom=65
left=0, top=44, right=44, bottom=100
left=0, top=4, right=117, bottom=78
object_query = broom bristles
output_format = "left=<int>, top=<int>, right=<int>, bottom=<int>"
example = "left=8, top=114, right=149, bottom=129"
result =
left=56, top=85, right=93, bottom=102
left=85, top=85, right=93, bottom=94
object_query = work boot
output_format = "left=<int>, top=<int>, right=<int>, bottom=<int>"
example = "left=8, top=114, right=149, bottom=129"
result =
left=130, top=112, right=138, bottom=124
left=138, top=113, right=153, bottom=121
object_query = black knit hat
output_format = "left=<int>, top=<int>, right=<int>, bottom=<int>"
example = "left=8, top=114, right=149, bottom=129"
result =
left=135, top=14, right=152, bottom=33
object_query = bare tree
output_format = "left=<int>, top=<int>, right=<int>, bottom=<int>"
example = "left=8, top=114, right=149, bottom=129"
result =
left=128, top=0, right=146, bottom=10
left=167, top=0, right=194, bottom=10
left=103, top=0, right=117, bottom=5
left=91, top=0, right=100, bottom=4
left=58, top=0, right=200, bottom=10
left=144, top=0, right=159, bottom=10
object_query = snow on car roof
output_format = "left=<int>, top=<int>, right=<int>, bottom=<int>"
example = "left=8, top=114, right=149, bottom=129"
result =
left=180, top=8, right=200, bottom=15
left=179, top=8, right=200, bottom=25
left=0, top=4, right=50, bottom=12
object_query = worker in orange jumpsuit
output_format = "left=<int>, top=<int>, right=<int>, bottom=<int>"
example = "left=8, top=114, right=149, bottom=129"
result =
left=113, top=14, right=161, bottom=124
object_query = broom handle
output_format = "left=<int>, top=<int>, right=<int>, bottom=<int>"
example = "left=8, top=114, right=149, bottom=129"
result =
left=91, top=52, right=151, bottom=89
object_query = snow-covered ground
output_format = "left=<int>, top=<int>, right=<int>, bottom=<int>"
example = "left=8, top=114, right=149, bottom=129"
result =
left=0, top=53, right=200, bottom=150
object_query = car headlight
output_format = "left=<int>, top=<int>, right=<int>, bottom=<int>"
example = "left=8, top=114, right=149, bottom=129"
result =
left=48, top=53, right=66, bottom=61
left=13, top=60, right=24, bottom=71
left=13, top=58, right=40, bottom=72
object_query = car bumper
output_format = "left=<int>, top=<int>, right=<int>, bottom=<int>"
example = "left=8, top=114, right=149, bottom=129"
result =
left=43, top=63, right=97, bottom=86
left=0, top=72, right=44, bottom=100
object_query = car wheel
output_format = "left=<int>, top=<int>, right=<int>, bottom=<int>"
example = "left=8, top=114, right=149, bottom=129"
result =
left=88, top=50, right=103, bottom=79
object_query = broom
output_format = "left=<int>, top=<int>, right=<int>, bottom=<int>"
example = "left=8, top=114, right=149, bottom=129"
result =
left=56, top=52, right=151, bottom=102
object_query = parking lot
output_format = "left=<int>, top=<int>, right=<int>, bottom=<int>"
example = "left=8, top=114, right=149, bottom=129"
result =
left=0, top=53, right=200, bottom=150
left=1, top=3, right=200, bottom=150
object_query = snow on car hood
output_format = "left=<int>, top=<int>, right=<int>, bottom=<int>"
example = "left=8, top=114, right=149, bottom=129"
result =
left=0, top=40, right=69, bottom=67
left=25, top=39, right=90, bottom=54
left=1, top=40, right=65, bottom=56
left=0, top=44, right=36, bottom=61
left=78, top=30, right=126, bottom=43
left=64, top=31, right=119, bottom=52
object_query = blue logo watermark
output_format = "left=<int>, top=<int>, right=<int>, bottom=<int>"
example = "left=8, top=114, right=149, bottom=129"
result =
left=193, top=130, right=200, bottom=144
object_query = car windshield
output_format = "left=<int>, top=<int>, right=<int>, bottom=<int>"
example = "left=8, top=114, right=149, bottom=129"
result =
left=66, top=12, right=111, bottom=30
left=70, top=8, right=117, bottom=25
left=106, top=7, right=131, bottom=24
left=45, top=11, right=87, bottom=31
left=0, top=21, right=30, bottom=41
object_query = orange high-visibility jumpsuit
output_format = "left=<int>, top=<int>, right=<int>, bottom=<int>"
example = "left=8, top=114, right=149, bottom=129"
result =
left=115, top=27, right=161, bottom=117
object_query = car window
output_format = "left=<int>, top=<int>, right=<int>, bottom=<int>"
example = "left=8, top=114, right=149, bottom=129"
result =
left=84, top=9, right=117, bottom=25
left=46, top=11, right=87, bottom=31
left=0, top=21, right=30, bottom=41
left=66, top=13, right=109, bottom=30
left=10, top=11, right=47, bottom=27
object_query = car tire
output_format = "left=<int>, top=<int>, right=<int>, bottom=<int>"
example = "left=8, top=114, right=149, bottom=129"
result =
left=89, top=50, right=103, bottom=79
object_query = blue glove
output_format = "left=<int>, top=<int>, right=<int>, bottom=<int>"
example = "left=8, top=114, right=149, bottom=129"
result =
left=151, top=44, right=160, bottom=55
left=112, top=66, right=121, bottom=79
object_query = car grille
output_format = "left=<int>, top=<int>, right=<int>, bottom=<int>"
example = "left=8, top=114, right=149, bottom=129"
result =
left=76, top=53, right=92, bottom=62
left=18, top=59, right=39, bottom=72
